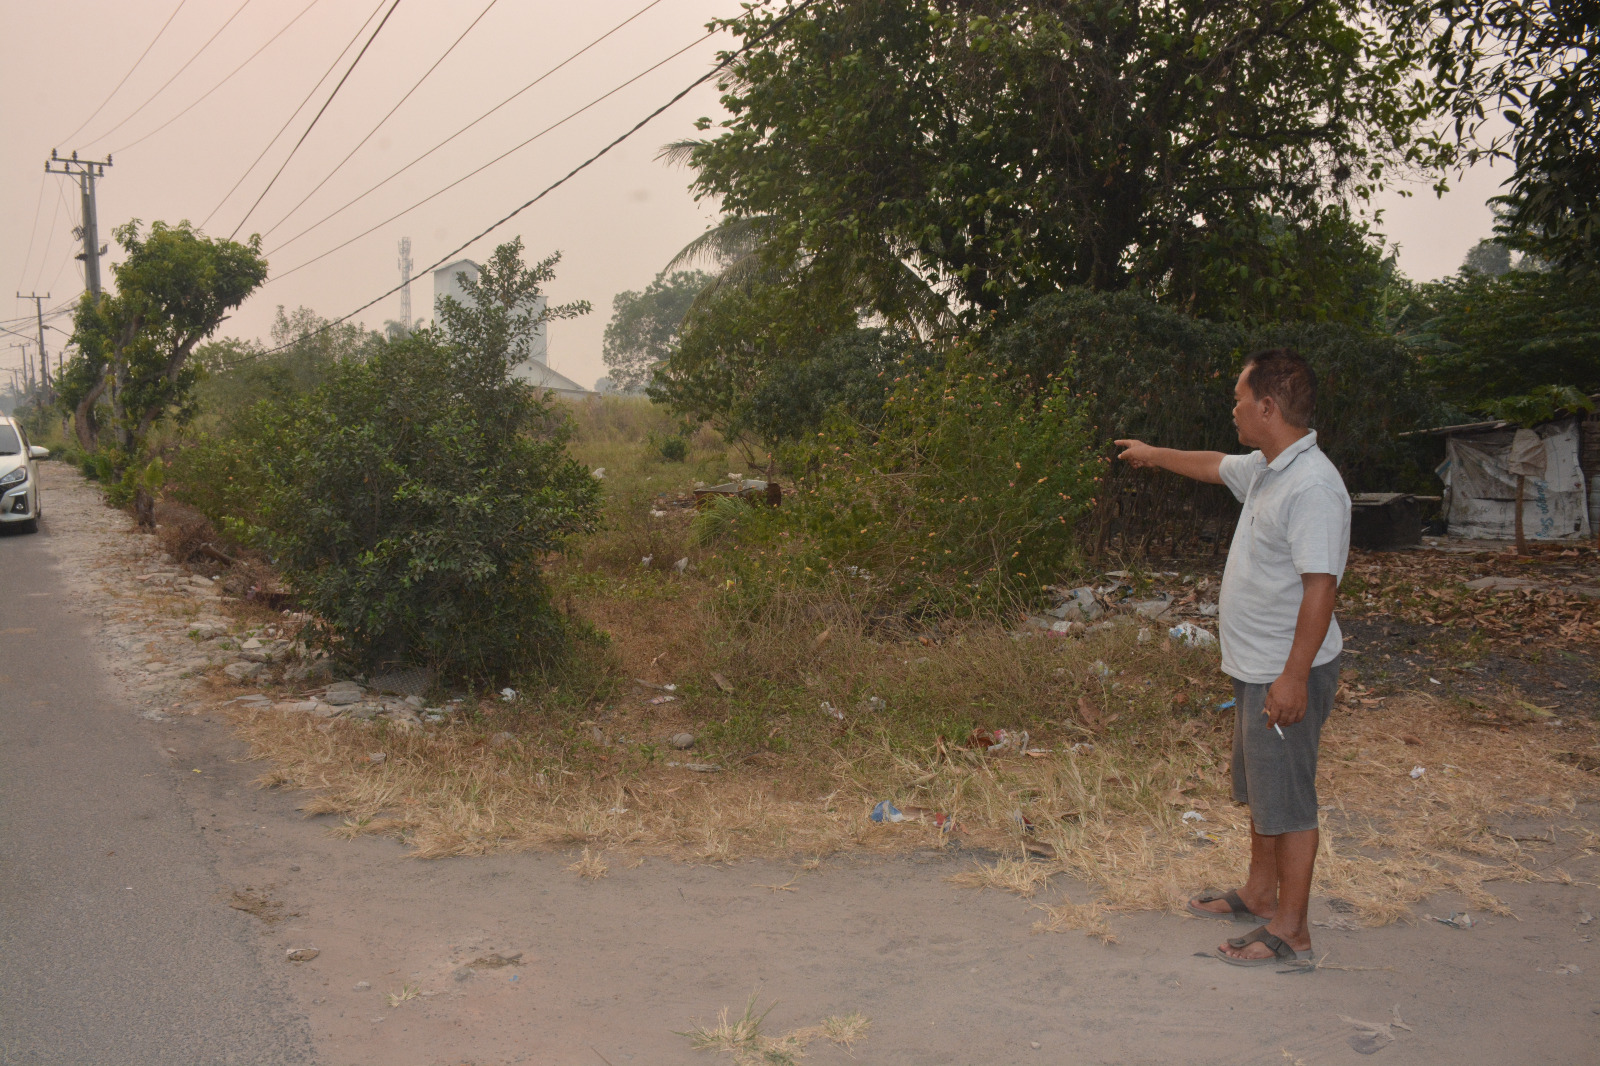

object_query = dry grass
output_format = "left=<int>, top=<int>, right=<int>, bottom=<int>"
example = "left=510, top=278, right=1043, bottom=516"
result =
left=946, top=857, right=1058, bottom=898
left=681, top=994, right=870, bottom=1065
left=1031, top=898, right=1118, bottom=943
left=568, top=847, right=609, bottom=879
left=215, top=402, right=1599, bottom=928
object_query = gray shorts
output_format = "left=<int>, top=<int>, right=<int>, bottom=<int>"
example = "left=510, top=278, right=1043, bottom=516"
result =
left=1230, top=655, right=1341, bottom=835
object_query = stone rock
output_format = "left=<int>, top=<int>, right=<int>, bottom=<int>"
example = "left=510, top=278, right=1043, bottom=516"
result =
left=283, top=661, right=333, bottom=684
left=225, top=661, right=266, bottom=681
left=322, top=681, right=363, bottom=706
left=368, top=752, right=386, bottom=764
left=347, top=703, right=379, bottom=721
left=1129, top=596, right=1174, bottom=620
left=188, top=621, right=228, bottom=640
left=240, top=638, right=263, bottom=651
left=311, top=702, right=338, bottom=718
left=273, top=701, right=320, bottom=714
left=669, top=732, right=695, bottom=750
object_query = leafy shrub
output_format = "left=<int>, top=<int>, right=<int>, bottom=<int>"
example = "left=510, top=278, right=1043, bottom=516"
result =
left=654, top=434, right=689, bottom=462
left=260, top=327, right=600, bottom=682
left=983, top=290, right=1441, bottom=552
left=171, top=240, right=601, bottom=684
left=772, top=348, right=1104, bottom=610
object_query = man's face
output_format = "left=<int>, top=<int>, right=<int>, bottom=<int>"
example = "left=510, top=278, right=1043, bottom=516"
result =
left=1232, top=368, right=1269, bottom=447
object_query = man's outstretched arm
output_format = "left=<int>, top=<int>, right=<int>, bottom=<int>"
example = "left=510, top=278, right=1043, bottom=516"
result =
left=1114, top=439, right=1227, bottom=484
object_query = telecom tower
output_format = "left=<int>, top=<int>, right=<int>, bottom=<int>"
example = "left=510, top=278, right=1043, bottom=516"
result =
left=398, top=237, right=414, bottom=331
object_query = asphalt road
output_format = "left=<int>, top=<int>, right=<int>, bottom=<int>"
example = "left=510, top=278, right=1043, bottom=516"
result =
left=0, top=518, right=314, bottom=1066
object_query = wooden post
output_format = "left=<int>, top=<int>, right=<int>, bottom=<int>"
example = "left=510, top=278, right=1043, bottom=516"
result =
left=1514, top=473, right=1526, bottom=555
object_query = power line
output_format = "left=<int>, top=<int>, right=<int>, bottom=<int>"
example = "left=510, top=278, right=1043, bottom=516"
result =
left=30, top=179, right=71, bottom=293
left=112, top=0, right=324, bottom=156
left=265, top=0, right=670, bottom=256
left=253, top=0, right=822, bottom=358
left=200, top=0, right=389, bottom=232
left=269, top=29, right=716, bottom=281
left=259, top=0, right=500, bottom=241
left=227, top=0, right=404, bottom=239
left=13, top=178, right=47, bottom=292
left=84, top=0, right=257, bottom=149
left=58, top=0, right=189, bottom=147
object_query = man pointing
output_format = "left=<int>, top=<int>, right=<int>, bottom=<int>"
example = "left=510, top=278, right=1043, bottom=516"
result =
left=1116, top=348, right=1350, bottom=966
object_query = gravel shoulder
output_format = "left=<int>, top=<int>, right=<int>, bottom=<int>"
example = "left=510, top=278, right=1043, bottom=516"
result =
left=10, top=464, right=1598, bottom=1065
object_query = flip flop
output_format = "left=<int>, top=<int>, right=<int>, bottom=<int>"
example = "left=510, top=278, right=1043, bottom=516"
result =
left=1213, top=925, right=1315, bottom=968
left=1187, top=888, right=1269, bottom=924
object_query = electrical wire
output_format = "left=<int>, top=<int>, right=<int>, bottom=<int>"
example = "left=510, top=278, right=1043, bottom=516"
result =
left=265, top=0, right=670, bottom=256
left=251, top=0, right=822, bottom=356
left=112, top=0, right=324, bottom=156
left=199, top=0, right=388, bottom=232
left=14, top=178, right=48, bottom=292
left=30, top=180, right=71, bottom=294
left=85, top=0, right=257, bottom=150
left=258, top=0, right=499, bottom=241
left=58, top=0, right=189, bottom=147
left=228, top=0, right=405, bottom=239
left=269, top=29, right=716, bottom=279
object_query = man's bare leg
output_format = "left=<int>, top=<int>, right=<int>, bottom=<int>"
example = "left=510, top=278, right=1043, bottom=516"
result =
left=1218, top=827, right=1317, bottom=959
left=1189, top=818, right=1279, bottom=919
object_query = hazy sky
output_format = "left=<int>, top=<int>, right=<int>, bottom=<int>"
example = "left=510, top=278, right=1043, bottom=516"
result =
left=2, top=0, right=1511, bottom=388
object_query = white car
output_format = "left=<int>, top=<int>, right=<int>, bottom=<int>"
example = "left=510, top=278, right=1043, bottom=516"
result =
left=0, top=413, right=48, bottom=534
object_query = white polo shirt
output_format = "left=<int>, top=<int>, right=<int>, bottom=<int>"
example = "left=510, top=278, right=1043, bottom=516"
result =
left=1217, top=430, right=1350, bottom=684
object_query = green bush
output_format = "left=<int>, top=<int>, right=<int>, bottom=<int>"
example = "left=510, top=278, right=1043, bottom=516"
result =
left=654, top=434, right=689, bottom=462
left=171, top=240, right=601, bottom=684
left=770, top=348, right=1103, bottom=610
left=987, top=289, right=1441, bottom=482
left=259, top=327, right=600, bottom=682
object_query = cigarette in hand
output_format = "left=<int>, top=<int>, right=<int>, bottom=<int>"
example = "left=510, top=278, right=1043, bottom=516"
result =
left=1273, top=723, right=1286, bottom=740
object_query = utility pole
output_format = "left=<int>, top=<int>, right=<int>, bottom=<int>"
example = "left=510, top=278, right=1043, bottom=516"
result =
left=16, top=292, right=51, bottom=401
left=397, top=237, right=413, bottom=332
left=7, top=343, right=31, bottom=397
left=45, top=150, right=112, bottom=298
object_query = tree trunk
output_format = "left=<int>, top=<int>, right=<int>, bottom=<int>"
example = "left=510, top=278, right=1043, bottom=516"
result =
left=73, top=375, right=108, bottom=453
left=1514, top=473, right=1526, bottom=555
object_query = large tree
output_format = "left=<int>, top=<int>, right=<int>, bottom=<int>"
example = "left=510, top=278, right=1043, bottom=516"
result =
left=62, top=220, right=267, bottom=457
left=1416, top=0, right=1599, bottom=274
left=601, top=269, right=713, bottom=391
left=686, top=0, right=1441, bottom=326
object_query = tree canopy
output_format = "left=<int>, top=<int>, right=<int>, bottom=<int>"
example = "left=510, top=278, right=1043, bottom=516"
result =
left=61, top=220, right=267, bottom=458
left=686, top=0, right=1442, bottom=327
left=1417, top=0, right=1600, bottom=273
left=601, top=269, right=713, bottom=391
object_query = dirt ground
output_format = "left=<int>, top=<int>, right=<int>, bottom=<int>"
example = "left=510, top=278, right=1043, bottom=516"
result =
left=34, top=464, right=1600, bottom=1065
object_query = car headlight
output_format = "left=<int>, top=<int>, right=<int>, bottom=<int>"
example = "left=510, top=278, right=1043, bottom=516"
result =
left=0, top=467, right=26, bottom=488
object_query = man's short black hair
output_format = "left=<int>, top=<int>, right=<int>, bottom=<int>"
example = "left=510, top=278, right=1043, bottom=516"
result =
left=1243, top=348, right=1316, bottom=428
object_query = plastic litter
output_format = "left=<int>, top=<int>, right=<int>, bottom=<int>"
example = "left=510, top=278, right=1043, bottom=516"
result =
left=1181, top=810, right=1206, bottom=822
left=1168, top=621, right=1217, bottom=647
left=1090, top=660, right=1113, bottom=679
left=1068, top=742, right=1096, bottom=755
left=499, top=687, right=518, bottom=702
left=968, top=727, right=1031, bottom=754
left=1426, top=911, right=1472, bottom=929
left=1137, top=627, right=1152, bottom=643
left=859, top=695, right=887, bottom=714
left=674, top=557, right=689, bottom=573
left=821, top=701, right=844, bottom=720
left=1216, top=698, right=1236, bottom=711
left=649, top=694, right=678, bottom=705
left=870, top=800, right=954, bottom=829
left=1409, top=765, right=1426, bottom=779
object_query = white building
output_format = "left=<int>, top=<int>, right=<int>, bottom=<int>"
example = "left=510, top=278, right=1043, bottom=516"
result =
left=432, top=258, right=588, bottom=397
